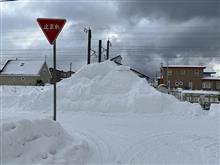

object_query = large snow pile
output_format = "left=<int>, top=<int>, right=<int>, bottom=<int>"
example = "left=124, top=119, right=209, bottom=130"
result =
left=1, top=61, right=205, bottom=115
left=0, top=119, right=89, bottom=164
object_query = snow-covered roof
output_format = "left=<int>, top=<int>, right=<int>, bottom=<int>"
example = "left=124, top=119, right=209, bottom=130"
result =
left=182, top=90, right=220, bottom=95
left=202, top=77, right=220, bottom=81
left=204, top=68, right=216, bottom=73
left=0, top=60, right=9, bottom=71
left=162, top=65, right=205, bottom=68
left=1, top=60, right=45, bottom=75
left=0, top=64, right=4, bottom=71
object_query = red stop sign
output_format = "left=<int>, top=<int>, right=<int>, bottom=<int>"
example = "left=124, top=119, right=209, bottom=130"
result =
left=37, top=18, right=66, bottom=45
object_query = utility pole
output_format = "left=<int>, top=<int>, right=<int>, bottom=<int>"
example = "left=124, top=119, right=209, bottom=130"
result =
left=98, top=40, right=102, bottom=63
left=70, top=62, right=72, bottom=72
left=87, top=28, right=92, bottom=64
left=106, top=40, right=110, bottom=60
left=166, top=56, right=170, bottom=92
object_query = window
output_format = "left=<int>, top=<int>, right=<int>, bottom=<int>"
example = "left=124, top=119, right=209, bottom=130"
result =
left=175, top=81, right=179, bottom=87
left=194, top=70, right=200, bottom=76
left=180, top=70, right=185, bottom=75
left=202, top=81, right=211, bottom=89
left=175, top=80, right=183, bottom=87
left=216, top=82, right=220, bottom=89
left=189, top=81, right=193, bottom=89
left=167, top=70, right=172, bottom=76
left=21, top=77, right=25, bottom=81
left=167, top=80, right=171, bottom=88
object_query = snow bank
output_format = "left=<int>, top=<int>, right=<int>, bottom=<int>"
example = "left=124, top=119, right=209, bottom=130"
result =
left=0, top=119, right=89, bottom=164
left=0, top=61, right=211, bottom=115
left=209, top=104, right=220, bottom=118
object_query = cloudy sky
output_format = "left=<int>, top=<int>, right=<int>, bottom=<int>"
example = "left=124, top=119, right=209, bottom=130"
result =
left=1, top=0, right=219, bottom=76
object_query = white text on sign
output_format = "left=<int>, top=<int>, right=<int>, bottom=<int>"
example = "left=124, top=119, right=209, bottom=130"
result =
left=43, top=24, right=60, bottom=30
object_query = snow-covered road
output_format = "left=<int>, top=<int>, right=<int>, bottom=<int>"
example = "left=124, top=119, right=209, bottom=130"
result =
left=60, top=112, right=219, bottom=164
left=2, top=110, right=219, bottom=164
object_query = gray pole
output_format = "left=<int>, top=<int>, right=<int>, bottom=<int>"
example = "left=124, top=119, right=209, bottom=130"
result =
left=70, top=62, right=72, bottom=72
left=106, top=40, right=110, bottom=60
left=87, top=29, right=91, bottom=64
left=53, top=40, right=57, bottom=121
left=98, top=40, right=102, bottom=63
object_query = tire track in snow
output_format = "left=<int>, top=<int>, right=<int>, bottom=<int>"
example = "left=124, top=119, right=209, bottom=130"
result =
left=76, top=130, right=116, bottom=164
left=118, top=132, right=219, bottom=164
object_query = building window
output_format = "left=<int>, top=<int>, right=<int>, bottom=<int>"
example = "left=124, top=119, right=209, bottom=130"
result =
left=189, top=81, right=193, bottom=89
left=194, top=70, right=200, bottom=76
left=167, top=70, right=172, bottom=76
left=202, top=81, right=211, bottom=89
left=167, top=80, right=171, bottom=88
left=175, top=81, right=179, bottom=87
left=216, top=82, right=220, bottom=89
left=175, top=80, right=183, bottom=87
left=21, top=77, right=25, bottom=81
left=180, top=70, right=185, bottom=75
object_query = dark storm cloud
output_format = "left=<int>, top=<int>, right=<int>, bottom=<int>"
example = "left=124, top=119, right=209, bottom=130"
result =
left=112, top=0, right=220, bottom=75
left=1, top=0, right=219, bottom=74
left=117, top=0, right=219, bottom=21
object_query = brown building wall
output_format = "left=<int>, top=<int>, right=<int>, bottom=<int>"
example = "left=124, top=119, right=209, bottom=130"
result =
left=162, top=67, right=204, bottom=90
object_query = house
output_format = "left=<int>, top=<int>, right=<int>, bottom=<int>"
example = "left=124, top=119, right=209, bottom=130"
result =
left=110, top=55, right=150, bottom=81
left=0, top=60, right=51, bottom=86
left=160, top=64, right=220, bottom=91
left=110, top=55, right=122, bottom=65
left=49, top=68, right=74, bottom=84
left=160, top=65, right=205, bottom=90
left=202, top=77, right=220, bottom=91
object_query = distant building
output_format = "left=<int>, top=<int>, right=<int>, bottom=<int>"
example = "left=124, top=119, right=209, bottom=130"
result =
left=110, top=55, right=122, bottom=65
left=111, top=55, right=150, bottom=81
left=49, top=68, right=74, bottom=84
left=202, top=77, right=220, bottom=91
left=203, top=71, right=216, bottom=77
left=0, top=60, right=51, bottom=86
left=160, top=65, right=220, bottom=91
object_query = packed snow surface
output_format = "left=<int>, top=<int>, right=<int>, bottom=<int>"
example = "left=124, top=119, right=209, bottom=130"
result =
left=0, top=119, right=89, bottom=164
left=1, top=61, right=220, bottom=164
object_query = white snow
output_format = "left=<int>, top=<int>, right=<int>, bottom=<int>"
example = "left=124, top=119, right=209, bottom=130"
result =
left=1, top=60, right=45, bottom=75
left=0, top=60, right=9, bottom=71
left=1, top=61, right=219, bottom=164
left=181, top=90, right=220, bottom=95
left=0, top=119, right=89, bottom=164
left=202, top=77, right=220, bottom=80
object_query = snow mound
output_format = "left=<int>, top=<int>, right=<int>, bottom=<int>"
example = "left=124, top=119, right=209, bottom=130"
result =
left=56, top=61, right=203, bottom=115
left=0, top=119, right=89, bottom=164
left=1, top=61, right=206, bottom=115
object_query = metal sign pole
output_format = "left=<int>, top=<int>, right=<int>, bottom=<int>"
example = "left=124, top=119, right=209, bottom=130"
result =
left=53, top=40, right=56, bottom=121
